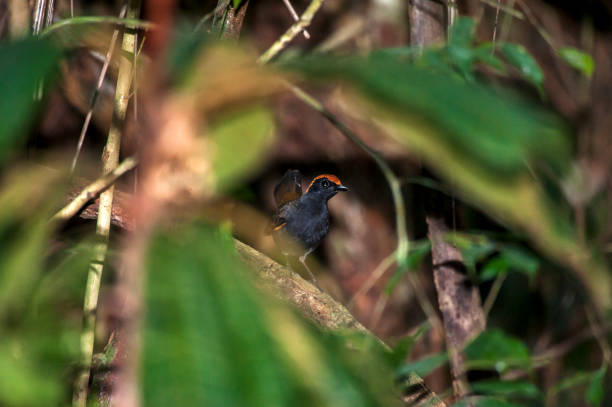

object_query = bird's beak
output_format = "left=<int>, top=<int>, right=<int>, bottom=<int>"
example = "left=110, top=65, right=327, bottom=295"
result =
left=336, top=184, right=349, bottom=192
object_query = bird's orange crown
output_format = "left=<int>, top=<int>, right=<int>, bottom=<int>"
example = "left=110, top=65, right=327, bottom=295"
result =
left=306, top=174, right=342, bottom=192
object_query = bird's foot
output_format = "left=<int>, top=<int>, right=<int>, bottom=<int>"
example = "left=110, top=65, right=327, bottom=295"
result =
left=299, top=255, right=321, bottom=291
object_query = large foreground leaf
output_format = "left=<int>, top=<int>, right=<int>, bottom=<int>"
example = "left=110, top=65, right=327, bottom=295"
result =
left=0, top=38, right=61, bottom=161
left=284, top=55, right=610, bottom=309
left=143, top=223, right=401, bottom=407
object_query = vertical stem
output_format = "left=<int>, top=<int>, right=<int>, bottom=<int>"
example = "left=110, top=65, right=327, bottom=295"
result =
left=72, top=2, right=140, bottom=406
left=32, top=0, right=46, bottom=34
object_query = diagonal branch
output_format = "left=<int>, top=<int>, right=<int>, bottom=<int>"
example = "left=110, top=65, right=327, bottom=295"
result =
left=52, top=156, right=138, bottom=223
left=257, top=0, right=324, bottom=64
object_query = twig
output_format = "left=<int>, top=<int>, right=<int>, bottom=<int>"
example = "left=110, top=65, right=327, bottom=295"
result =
left=348, top=250, right=396, bottom=308
left=281, top=0, right=310, bottom=39
left=71, top=6, right=128, bottom=173
left=53, top=157, right=138, bottom=223
left=446, top=0, right=458, bottom=31
left=72, top=1, right=140, bottom=406
left=32, top=0, right=46, bottom=34
left=45, top=0, right=55, bottom=27
left=515, top=0, right=555, bottom=49
left=531, top=323, right=612, bottom=367
left=491, top=0, right=501, bottom=52
left=586, top=307, right=612, bottom=367
left=257, top=0, right=324, bottom=64
left=478, top=0, right=523, bottom=19
left=406, top=272, right=443, bottom=332
left=482, top=271, right=507, bottom=318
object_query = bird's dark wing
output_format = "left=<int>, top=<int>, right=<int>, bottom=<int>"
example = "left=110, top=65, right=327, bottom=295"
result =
left=273, top=169, right=302, bottom=208
left=264, top=201, right=292, bottom=235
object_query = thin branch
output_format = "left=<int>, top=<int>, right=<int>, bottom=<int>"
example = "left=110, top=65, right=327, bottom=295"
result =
left=71, top=5, right=128, bottom=173
left=53, top=157, right=138, bottom=223
left=515, top=0, right=555, bottom=49
left=40, top=16, right=153, bottom=37
left=281, top=0, right=310, bottom=39
left=348, top=250, right=396, bottom=308
left=45, top=0, right=55, bottom=27
left=32, top=0, right=46, bottom=34
left=72, top=1, right=140, bottom=405
left=491, top=0, right=501, bottom=52
left=478, top=0, right=523, bottom=19
left=586, top=306, right=612, bottom=367
left=482, top=271, right=507, bottom=318
left=257, top=0, right=324, bottom=64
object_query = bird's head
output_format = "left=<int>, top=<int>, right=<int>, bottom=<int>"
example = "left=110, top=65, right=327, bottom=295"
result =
left=305, top=174, right=349, bottom=201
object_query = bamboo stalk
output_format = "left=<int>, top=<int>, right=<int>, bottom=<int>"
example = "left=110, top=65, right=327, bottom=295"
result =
left=72, top=2, right=140, bottom=406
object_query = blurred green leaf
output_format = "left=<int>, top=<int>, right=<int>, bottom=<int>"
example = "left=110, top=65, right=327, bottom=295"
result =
left=499, top=43, right=544, bottom=89
left=480, top=256, right=509, bottom=281
left=233, top=0, right=244, bottom=7
left=0, top=38, right=60, bottom=161
left=396, top=352, right=448, bottom=377
left=386, top=323, right=429, bottom=368
left=471, top=379, right=541, bottom=398
left=285, top=53, right=611, bottom=309
left=465, top=329, right=531, bottom=372
left=473, top=43, right=506, bottom=73
left=144, top=222, right=401, bottom=407
left=480, top=245, right=539, bottom=282
left=449, top=17, right=476, bottom=48
left=0, top=167, right=82, bottom=407
left=500, top=246, right=539, bottom=279
left=558, top=47, right=594, bottom=78
left=0, top=343, right=62, bottom=406
left=586, top=365, right=606, bottom=406
left=453, top=397, right=523, bottom=407
left=385, top=241, right=431, bottom=294
left=209, top=105, right=276, bottom=190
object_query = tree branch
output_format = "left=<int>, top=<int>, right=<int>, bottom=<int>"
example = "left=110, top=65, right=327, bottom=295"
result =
left=257, top=0, right=324, bottom=64
left=53, top=156, right=138, bottom=224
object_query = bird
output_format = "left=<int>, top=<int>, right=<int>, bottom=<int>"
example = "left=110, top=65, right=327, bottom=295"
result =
left=266, top=169, right=349, bottom=287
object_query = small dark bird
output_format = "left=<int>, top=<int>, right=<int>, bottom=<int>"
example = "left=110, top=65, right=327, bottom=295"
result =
left=266, top=169, right=349, bottom=286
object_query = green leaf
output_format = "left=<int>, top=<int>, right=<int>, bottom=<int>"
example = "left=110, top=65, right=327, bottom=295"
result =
left=233, top=0, right=244, bottom=8
left=144, top=223, right=402, bottom=407
left=449, top=17, right=476, bottom=48
left=473, top=43, right=507, bottom=73
left=209, top=105, right=276, bottom=190
left=387, top=323, right=429, bottom=368
left=0, top=167, right=82, bottom=407
left=500, top=245, right=539, bottom=279
left=500, top=43, right=544, bottom=88
left=480, top=256, right=509, bottom=281
left=385, top=241, right=431, bottom=294
left=559, top=47, right=594, bottom=78
left=284, top=53, right=612, bottom=310
left=0, top=38, right=60, bottom=162
left=586, top=366, right=606, bottom=406
left=465, top=329, right=531, bottom=372
left=471, top=379, right=541, bottom=398
left=397, top=352, right=449, bottom=377
left=453, top=397, right=523, bottom=407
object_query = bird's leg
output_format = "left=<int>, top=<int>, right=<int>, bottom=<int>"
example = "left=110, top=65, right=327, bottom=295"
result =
left=299, top=254, right=321, bottom=290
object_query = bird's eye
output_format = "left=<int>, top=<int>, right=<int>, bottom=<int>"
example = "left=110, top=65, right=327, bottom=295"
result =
left=321, top=180, right=330, bottom=188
